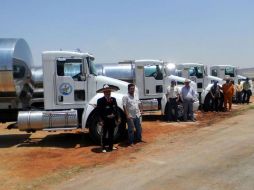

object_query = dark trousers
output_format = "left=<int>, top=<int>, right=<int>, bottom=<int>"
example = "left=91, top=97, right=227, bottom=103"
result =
left=212, top=97, right=219, bottom=112
left=183, top=100, right=194, bottom=121
left=102, top=118, right=115, bottom=150
left=167, top=98, right=178, bottom=121
left=242, top=90, right=250, bottom=103
left=236, top=91, right=242, bottom=104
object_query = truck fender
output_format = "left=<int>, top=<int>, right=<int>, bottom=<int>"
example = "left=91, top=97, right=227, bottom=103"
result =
left=81, top=92, right=125, bottom=130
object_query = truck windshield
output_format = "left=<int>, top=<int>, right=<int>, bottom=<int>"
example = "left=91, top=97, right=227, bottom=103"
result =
left=189, top=66, right=203, bottom=78
left=211, top=69, right=218, bottom=76
left=87, top=57, right=97, bottom=76
left=225, top=67, right=235, bottom=77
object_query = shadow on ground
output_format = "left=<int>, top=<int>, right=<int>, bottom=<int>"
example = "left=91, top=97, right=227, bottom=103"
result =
left=0, top=134, right=31, bottom=148
left=0, top=132, right=97, bottom=148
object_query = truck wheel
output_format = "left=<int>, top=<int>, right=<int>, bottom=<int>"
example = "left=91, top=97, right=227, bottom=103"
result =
left=203, top=93, right=212, bottom=112
left=218, top=92, right=224, bottom=111
left=177, top=104, right=184, bottom=120
left=88, top=108, right=126, bottom=144
left=164, top=102, right=184, bottom=121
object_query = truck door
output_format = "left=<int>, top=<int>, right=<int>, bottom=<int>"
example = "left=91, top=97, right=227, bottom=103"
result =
left=189, top=66, right=204, bottom=93
left=143, top=65, right=164, bottom=96
left=55, top=58, right=87, bottom=105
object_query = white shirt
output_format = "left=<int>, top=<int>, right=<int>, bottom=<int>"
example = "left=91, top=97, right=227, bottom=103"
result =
left=122, top=93, right=141, bottom=118
left=181, top=86, right=195, bottom=101
left=166, top=86, right=179, bottom=99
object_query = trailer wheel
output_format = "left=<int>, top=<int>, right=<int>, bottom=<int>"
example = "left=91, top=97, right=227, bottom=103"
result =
left=87, top=108, right=126, bottom=144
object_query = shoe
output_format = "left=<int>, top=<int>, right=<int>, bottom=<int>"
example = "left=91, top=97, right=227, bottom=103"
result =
left=112, top=147, right=118, bottom=150
left=102, top=149, right=107, bottom=153
left=129, top=143, right=134, bottom=147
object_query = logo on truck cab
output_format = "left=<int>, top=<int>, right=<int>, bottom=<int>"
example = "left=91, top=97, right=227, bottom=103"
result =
left=59, top=83, right=72, bottom=95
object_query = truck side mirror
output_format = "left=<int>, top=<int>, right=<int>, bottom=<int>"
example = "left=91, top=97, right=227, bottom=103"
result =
left=80, top=58, right=87, bottom=81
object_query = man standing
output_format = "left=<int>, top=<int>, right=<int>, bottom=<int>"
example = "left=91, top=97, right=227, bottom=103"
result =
left=123, top=83, right=143, bottom=146
left=166, top=80, right=180, bottom=122
left=181, top=79, right=196, bottom=122
left=242, top=78, right=251, bottom=104
left=97, top=84, right=119, bottom=153
left=209, top=81, right=221, bottom=112
left=222, top=78, right=234, bottom=111
left=235, top=80, right=243, bottom=104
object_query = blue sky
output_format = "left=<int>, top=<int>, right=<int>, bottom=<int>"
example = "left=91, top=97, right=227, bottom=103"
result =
left=1, top=0, right=253, bottom=67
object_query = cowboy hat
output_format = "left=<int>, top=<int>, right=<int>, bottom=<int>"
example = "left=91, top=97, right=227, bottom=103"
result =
left=96, top=84, right=120, bottom=93
left=223, top=76, right=233, bottom=81
left=184, top=79, right=191, bottom=83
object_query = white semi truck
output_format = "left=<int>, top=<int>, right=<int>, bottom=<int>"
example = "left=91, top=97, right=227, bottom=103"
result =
left=11, top=50, right=130, bottom=143
left=175, top=63, right=224, bottom=111
left=210, top=65, right=253, bottom=87
left=210, top=65, right=253, bottom=101
left=96, top=60, right=199, bottom=119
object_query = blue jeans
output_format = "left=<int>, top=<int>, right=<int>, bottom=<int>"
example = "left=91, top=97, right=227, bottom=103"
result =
left=127, top=116, right=142, bottom=144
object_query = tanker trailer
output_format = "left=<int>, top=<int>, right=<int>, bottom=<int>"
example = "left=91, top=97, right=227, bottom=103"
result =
left=0, top=38, right=34, bottom=122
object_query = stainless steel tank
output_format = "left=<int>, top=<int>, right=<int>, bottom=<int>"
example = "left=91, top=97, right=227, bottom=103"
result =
left=164, top=63, right=177, bottom=76
left=95, top=63, right=135, bottom=83
left=18, top=110, right=78, bottom=131
left=0, top=38, right=34, bottom=108
left=31, top=66, right=43, bottom=88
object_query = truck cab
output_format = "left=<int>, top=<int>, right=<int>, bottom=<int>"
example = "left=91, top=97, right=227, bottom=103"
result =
left=176, top=63, right=208, bottom=95
left=17, top=51, right=129, bottom=143
left=176, top=63, right=223, bottom=111
left=210, top=65, right=251, bottom=86
left=42, top=51, right=96, bottom=110
left=210, top=65, right=253, bottom=100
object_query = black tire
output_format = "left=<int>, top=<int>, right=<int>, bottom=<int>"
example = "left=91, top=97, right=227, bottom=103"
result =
left=177, top=103, right=184, bottom=120
left=218, top=92, right=224, bottom=111
left=203, top=92, right=224, bottom=112
left=203, top=93, right=212, bottom=112
left=87, top=108, right=126, bottom=144
left=164, top=102, right=184, bottom=121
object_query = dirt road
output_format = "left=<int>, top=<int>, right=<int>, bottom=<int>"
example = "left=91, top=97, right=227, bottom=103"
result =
left=0, top=102, right=253, bottom=190
left=55, top=108, right=254, bottom=190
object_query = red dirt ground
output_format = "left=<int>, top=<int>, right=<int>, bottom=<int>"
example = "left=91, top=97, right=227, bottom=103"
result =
left=0, top=98, right=253, bottom=190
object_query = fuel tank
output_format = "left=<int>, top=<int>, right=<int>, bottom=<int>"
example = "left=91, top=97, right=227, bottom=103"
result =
left=18, top=110, right=78, bottom=131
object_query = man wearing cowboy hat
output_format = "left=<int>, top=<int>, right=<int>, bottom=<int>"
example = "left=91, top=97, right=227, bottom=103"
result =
left=97, top=84, right=119, bottom=153
left=180, top=79, right=196, bottom=121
